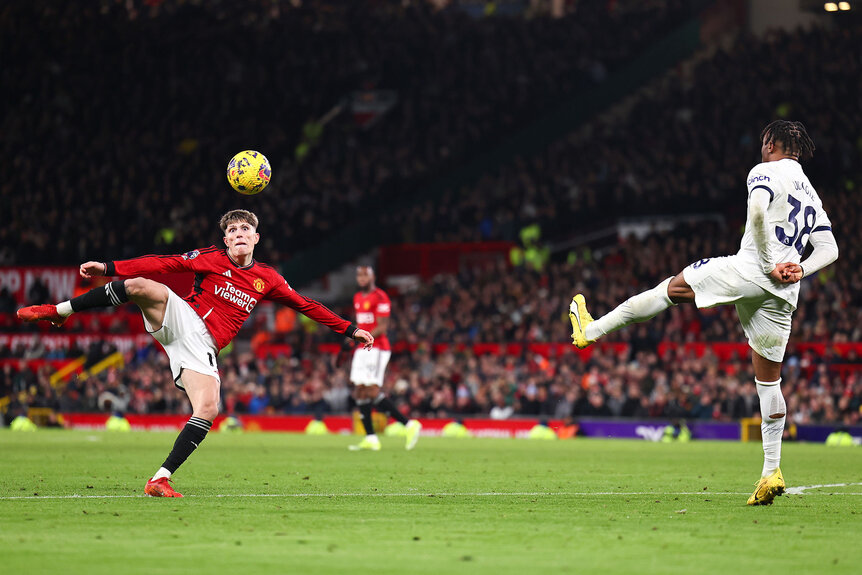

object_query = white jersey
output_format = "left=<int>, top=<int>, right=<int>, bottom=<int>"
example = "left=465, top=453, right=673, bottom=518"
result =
left=736, top=158, right=832, bottom=309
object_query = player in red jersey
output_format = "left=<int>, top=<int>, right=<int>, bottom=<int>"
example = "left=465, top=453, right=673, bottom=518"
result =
left=18, top=209, right=373, bottom=497
left=348, top=266, right=421, bottom=451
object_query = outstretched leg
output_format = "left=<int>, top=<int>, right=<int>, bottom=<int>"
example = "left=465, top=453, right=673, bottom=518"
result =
left=18, top=277, right=169, bottom=330
left=748, top=352, right=787, bottom=506
left=570, top=274, right=688, bottom=348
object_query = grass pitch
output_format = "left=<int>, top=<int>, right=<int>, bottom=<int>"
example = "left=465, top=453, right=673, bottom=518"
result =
left=2, top=431, right=860, bottom=575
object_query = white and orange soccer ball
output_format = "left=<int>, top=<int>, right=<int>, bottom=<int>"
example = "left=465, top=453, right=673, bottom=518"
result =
left=227, top=150, right=271, bottom=195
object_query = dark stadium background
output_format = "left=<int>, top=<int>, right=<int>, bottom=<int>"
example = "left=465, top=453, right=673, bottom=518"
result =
left=1, top=0, right=860, bottom=441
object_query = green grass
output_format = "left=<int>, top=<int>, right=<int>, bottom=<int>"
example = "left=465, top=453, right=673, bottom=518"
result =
left=2, top=431, right=861, bottom=575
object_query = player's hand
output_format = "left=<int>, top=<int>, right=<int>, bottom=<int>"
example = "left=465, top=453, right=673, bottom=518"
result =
left=353, top=329, right=374, bottom=350
left=79, top=261, right=107, bottom=279
left=769, top=262, right=802, bottom=284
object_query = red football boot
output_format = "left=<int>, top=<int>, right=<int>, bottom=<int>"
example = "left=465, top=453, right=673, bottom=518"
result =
left=17, top=304, right=67, bottom=327
left=144, top=477, right=184, bottom=498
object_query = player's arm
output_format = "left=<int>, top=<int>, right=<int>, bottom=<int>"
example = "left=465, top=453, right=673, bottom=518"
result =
left=748, top=188, right=776, bottom=276
left=370, top=295, right=391, bottom=338
left=370, top=316, right=389, bottom=338
left=800, top=228, right=838, bottom=279
left=771, top=213, right=838, bottom=284
left=79, top=248, right=216, bottom=279
left=267, top=282, right=374, bottom=349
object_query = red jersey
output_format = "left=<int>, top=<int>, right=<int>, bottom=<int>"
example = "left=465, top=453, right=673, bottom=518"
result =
left=105, top=246, right=356, bottom=350
left=353, top=287, right=391, bottom=351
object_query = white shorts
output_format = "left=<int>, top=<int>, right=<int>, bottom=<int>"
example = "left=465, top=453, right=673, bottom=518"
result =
left=142, top=287, right=220, bottom=389
left=350, top=348, right=391, bottom=386
left=683, top=255, right=793, bottom=363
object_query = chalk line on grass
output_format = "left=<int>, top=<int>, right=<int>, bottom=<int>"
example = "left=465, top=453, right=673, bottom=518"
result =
left=2, top=486, right=860, bottom=501
left=784, top=482, right=862, bottom=495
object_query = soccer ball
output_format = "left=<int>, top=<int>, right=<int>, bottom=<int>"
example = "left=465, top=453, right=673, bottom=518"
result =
left=227, top=150, right=271, bottom=195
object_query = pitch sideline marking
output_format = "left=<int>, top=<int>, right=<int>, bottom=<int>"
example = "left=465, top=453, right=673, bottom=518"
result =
left=784, top=482, right=862, bottom=495
left=1, top=491, right=748, bottom=500
left=2, top=486, right=861, bottom=501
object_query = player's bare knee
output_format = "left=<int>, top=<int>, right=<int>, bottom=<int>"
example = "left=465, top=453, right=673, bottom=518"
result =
left=667, top=276, right=694, bottom=303
left=125, top=278, right=167, bottom=301
left=123, top=277, right=144, bottom=295
left=194, top=401, right=219, bottom=422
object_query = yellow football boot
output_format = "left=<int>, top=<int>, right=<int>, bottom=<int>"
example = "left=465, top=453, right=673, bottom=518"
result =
left=569, top=295, right=595, bottom=349
left=405, top=420, right=422, bottom=451
left=747, top=468, right=785, bottom=506
left=348, top=436, right=381, bottom=451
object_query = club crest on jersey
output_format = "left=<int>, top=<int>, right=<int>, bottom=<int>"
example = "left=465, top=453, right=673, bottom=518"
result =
left=182, top=250, right=200, bottom=260
left=253, top=278, right=265, bottom=292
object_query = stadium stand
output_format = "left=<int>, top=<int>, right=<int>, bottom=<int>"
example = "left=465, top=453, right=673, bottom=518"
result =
left=0, top=0, right=690, bottom=264
left=385, top=26, right=862, bottom=246
left=1, top=5, right=860, bottom=427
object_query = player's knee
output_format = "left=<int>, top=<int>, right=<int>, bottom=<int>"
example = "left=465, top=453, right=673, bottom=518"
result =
left=124, top=277, right=153, bottom=298
left=193, top=393, right=220, bottom=421
left=663, top=274, right=691, bottom=303
left=195, top=401, right=219, bottom=422
left=667, top=284, right=691, bottom=303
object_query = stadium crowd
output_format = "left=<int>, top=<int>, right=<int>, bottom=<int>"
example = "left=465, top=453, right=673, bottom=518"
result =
left=1, top=0, right=689, bottom=265
left=4, top=219, right=861, bottom=426
left=3, top=8, right=861, bottom=426
left=4, top=333, right=860, bottom=427
left=387, top=25, right=862, bottom=245
left=382, top=225, right=862, bottom=347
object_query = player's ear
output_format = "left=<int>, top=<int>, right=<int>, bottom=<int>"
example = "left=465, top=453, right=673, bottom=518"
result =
left=253, top=232, right=260, bottom=245
left=223, top=235, right=229, bottom=247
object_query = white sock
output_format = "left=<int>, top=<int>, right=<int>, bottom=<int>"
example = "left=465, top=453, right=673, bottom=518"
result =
left=756, top=378, right=786, bottom=477
left=585, top=277, right=674, bottom=341
left=152, top=467, right=172, bottom=481
left=56, top=301, right=74, bottom=317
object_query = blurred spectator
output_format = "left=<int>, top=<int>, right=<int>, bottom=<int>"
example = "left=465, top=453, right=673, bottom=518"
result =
left=26, top=279, right=50, bottom=305
left=0, top=289, right=17, bottom=314
left=0, top=0, right=688, bottom=265
left=2, top=11, right=861, bottom=427
left=7, top=338, right=860, bottom=424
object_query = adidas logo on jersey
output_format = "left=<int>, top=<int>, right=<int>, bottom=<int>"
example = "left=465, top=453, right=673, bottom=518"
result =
left=223, top=270, right=232, bottom=278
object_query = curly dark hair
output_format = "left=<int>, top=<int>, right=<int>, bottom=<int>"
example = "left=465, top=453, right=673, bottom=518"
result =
left=761, top=120, right=816, bottom=161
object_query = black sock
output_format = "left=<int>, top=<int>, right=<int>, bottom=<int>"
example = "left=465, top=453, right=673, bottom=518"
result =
left=374, top=395, right=409, bottom=425
left=70, top=281, right=129, bottom=312
left=162, top=417, right=211, bottom=473
left=358, top=402, right=375, bottom=435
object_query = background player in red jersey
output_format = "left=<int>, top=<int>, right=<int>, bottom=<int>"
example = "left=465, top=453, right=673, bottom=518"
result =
left=18, top=209, right=373, bottom=497
left=348, top=266, right=421, bottom=451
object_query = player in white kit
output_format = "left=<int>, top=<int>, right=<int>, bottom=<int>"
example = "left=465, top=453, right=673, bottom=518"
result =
left=568, top=121, right=839, bottom=505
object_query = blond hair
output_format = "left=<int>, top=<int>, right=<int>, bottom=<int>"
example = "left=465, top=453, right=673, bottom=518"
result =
left=219, top=209, right=259, bottom=232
